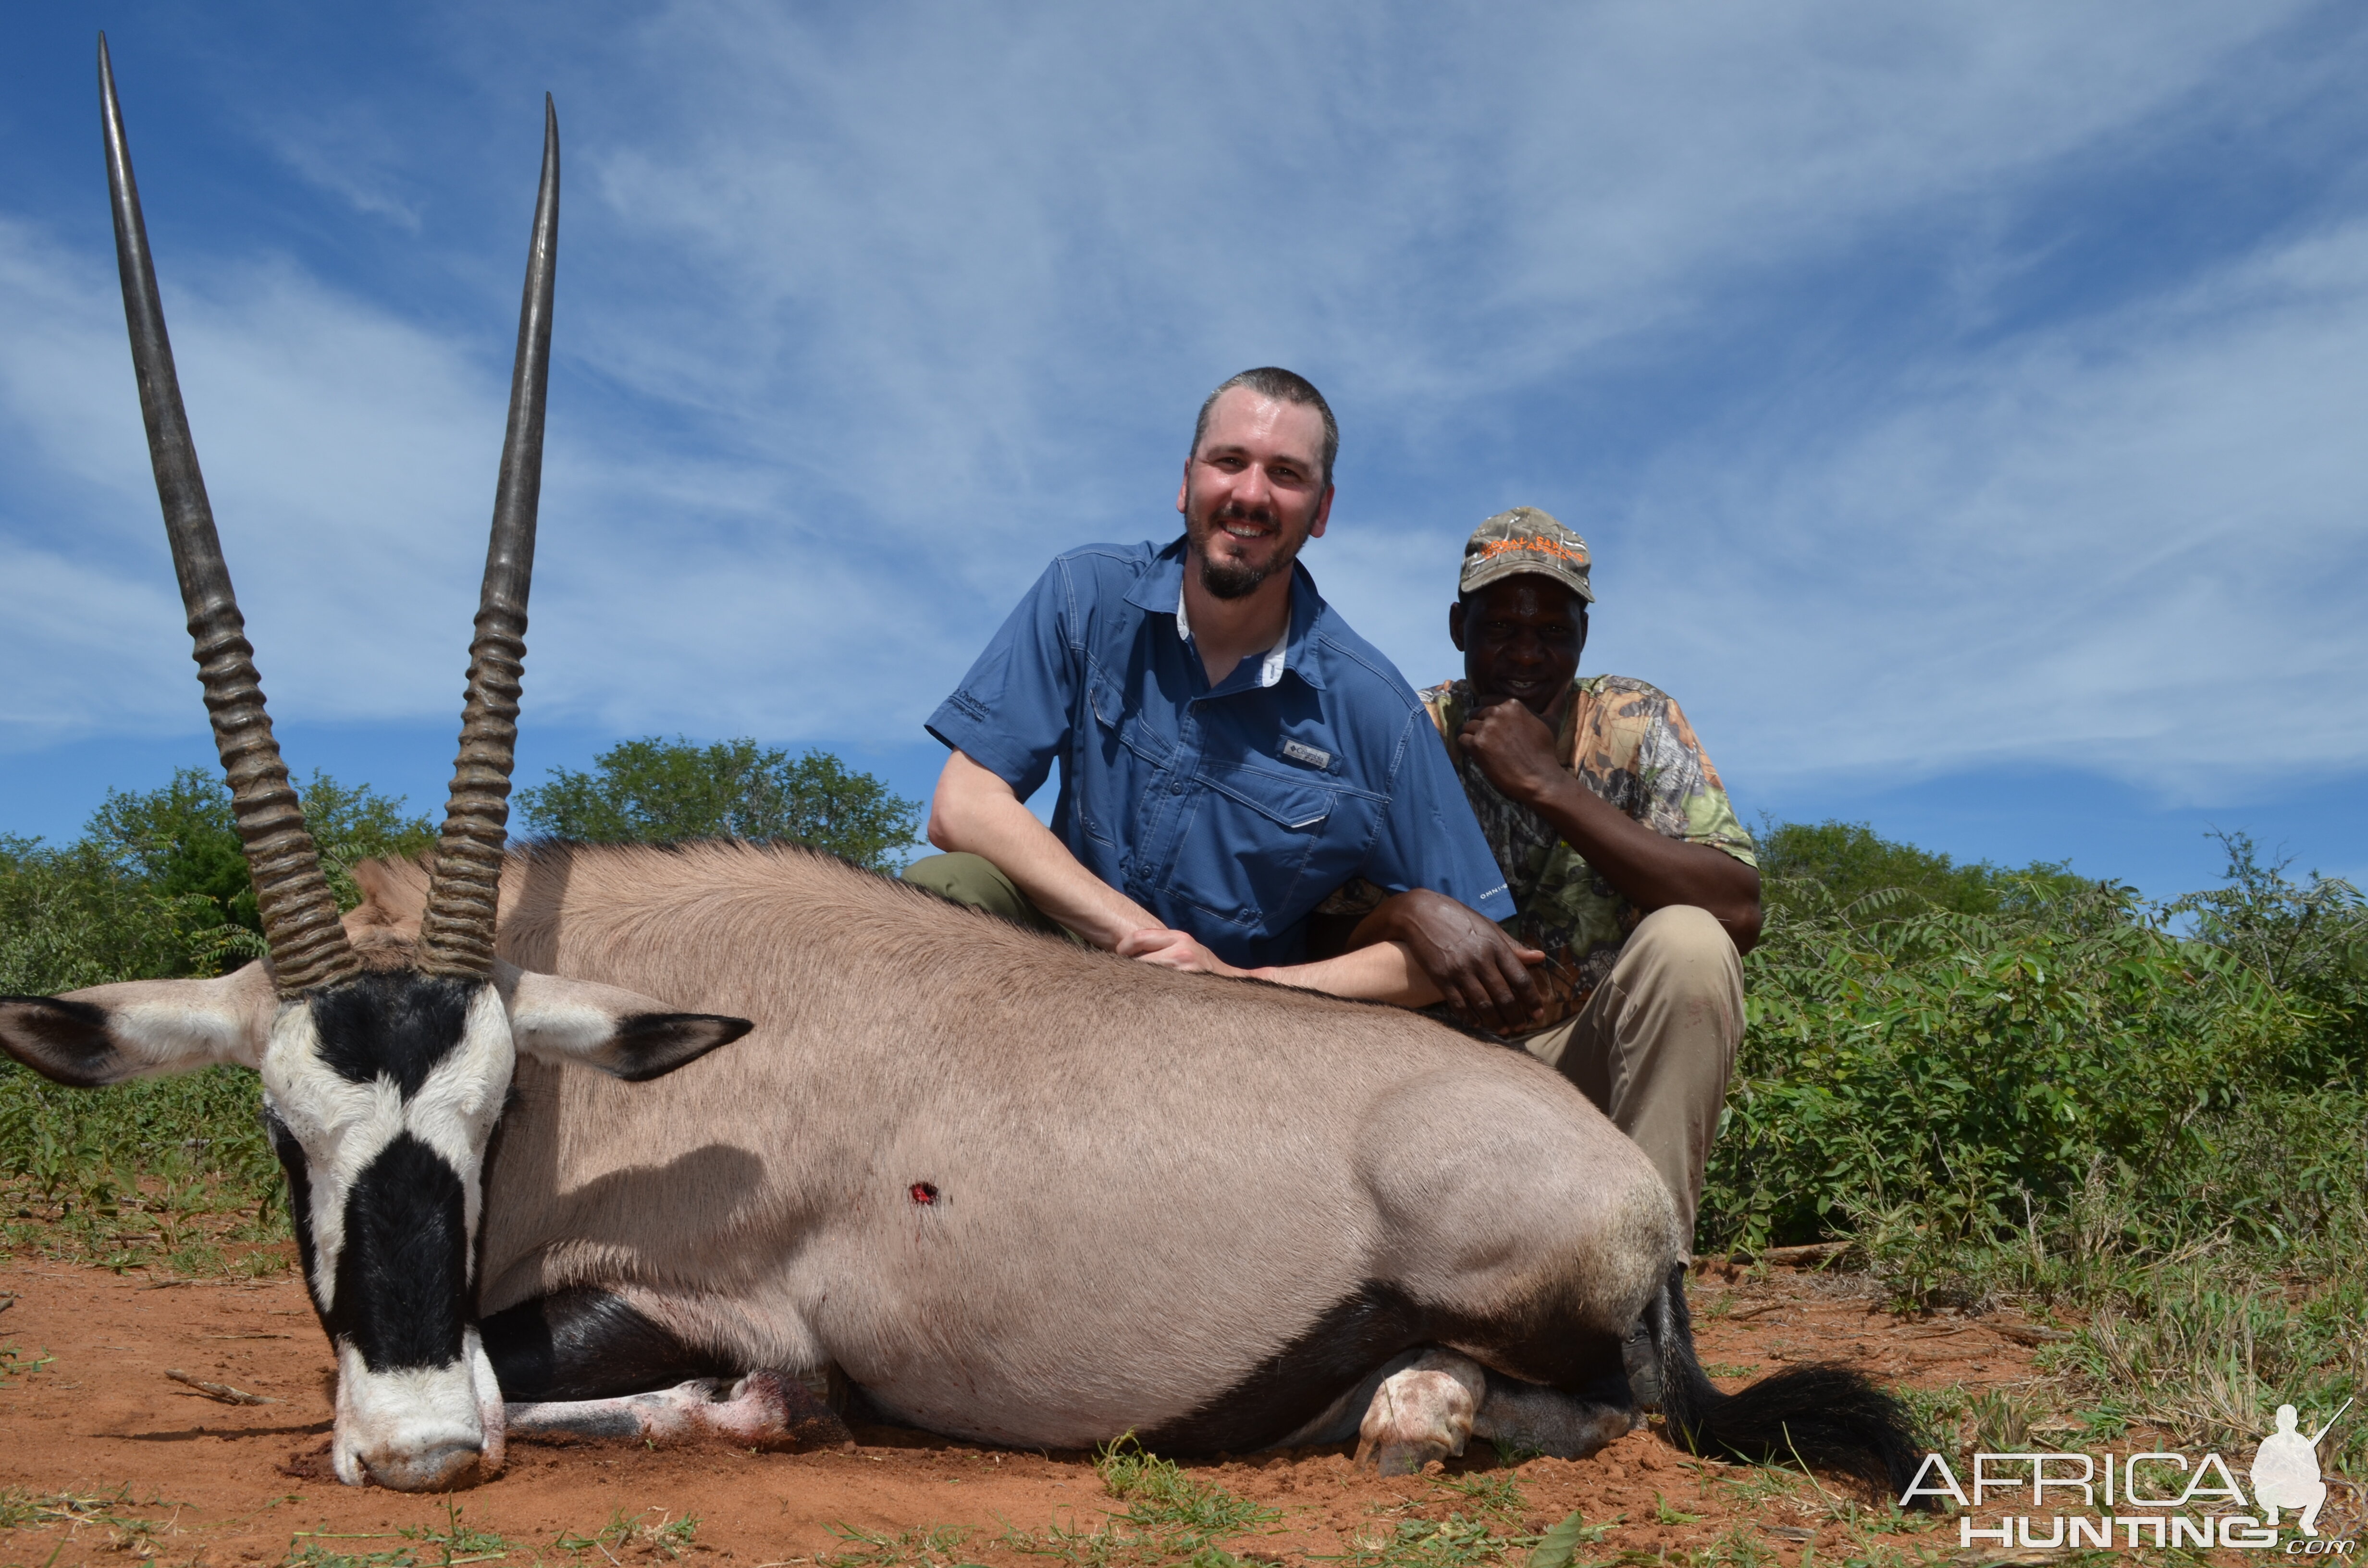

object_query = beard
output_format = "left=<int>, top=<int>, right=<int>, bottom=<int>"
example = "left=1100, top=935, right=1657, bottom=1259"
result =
left=1200, top=554, right=1269, bottom=600
left=1188, top=499, right=1310, bottom=600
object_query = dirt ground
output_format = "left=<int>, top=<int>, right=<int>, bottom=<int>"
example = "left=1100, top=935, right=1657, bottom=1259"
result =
left=0, top=1255, right=2054, bottom=1568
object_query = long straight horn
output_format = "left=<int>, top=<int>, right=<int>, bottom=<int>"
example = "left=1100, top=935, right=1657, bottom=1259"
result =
left=417, top=97, right=558, bottom=980
left=99, top=35, right=358, bottom=998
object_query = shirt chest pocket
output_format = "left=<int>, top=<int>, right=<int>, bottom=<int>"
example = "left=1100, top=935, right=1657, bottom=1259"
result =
left=1077, top=671, right=1168, bottom=845
left=1167, top=766, right=1362, bottom=931
left=1085, top=672, right=1171, bottom=760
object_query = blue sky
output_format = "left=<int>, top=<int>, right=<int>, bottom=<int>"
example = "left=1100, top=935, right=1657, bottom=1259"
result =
left=3, top=3, right=2364, bottom=898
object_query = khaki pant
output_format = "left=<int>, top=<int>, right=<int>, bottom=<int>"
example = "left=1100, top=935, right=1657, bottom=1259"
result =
left=901, top=852, right=1086, bottom=944
left=1515, top=905, right=1743, bottom=1245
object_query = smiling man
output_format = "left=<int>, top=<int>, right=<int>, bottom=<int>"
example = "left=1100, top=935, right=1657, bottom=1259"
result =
left=906, top=367, right=1514, bottom=997
left=1319, top=508, right=1762, bottom=1244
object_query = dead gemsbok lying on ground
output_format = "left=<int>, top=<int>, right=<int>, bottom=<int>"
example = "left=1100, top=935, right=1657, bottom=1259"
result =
left=0, top=41, right=1929, bottom=1502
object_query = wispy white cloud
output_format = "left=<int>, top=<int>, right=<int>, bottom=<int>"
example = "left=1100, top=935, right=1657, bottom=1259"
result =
left=1606, top=218, right=2368, bottom=803
left=0, top=217, right=156, bottom=514
left=540, top=1, right=2308, bottom=422
left=0, top=218, right=512, bottom=738
left=263, top=129, right=426, bottom=233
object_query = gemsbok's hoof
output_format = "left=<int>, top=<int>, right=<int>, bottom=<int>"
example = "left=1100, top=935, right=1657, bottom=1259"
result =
left=1354, top=1355, right=1484, bottom=1475
left=710, top=1370, right=853, bottom=1449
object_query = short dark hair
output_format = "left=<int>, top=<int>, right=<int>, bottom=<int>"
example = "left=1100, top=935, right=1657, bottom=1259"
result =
left=1191, top=367, right=1338, bottom=489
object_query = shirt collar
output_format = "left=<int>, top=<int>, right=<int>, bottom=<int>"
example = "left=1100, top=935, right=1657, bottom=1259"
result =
left=1124, top=535, right=1329, bottom=690
left=1175, top=584, right=1290, bottom=688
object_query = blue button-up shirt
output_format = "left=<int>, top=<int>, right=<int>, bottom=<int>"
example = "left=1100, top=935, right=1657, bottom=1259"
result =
left=927, top=537, right=1515, bottom=968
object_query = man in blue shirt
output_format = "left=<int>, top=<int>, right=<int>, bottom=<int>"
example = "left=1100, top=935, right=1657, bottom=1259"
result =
left=908, top=367, right=1520, bottom=1002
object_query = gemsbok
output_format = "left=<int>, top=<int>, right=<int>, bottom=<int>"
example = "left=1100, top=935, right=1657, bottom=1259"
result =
left=0, top=40, right=1929, bottom=1502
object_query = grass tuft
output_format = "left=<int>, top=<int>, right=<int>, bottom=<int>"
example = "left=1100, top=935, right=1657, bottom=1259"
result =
left=0, top=1340, right=54, bottom=1381
left=287, top=1544, right=419, bottom=1568
left=814, top=1522, right=988, bottom=1568
left=0, top=1486, right=182, bottom=1560
left=1000, top=1433, right=1283, bottom=1568
left=552, top=1507, right=700, bottom=1564
left=399, top=1502, right=514, bottom=1566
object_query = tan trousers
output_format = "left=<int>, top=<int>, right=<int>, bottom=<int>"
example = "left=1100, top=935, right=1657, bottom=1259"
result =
left=1514, top=905, right=1743, bottom=1245
left=900, top=852, right=1088, bottom=944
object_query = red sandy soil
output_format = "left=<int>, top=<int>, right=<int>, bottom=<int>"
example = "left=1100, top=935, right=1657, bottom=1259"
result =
left=0, top=1256, right=2056, bottom=1568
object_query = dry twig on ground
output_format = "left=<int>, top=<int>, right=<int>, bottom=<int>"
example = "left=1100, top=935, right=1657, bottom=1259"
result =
left=163, top=1368, right=274, bottom=1405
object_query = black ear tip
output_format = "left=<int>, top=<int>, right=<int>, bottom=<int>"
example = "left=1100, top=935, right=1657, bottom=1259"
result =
left=0, top=994, right=108, bottom=1027
left=602, top=1011, right=755, bottom=1083
left=0, top=995, right=118, bottom=1088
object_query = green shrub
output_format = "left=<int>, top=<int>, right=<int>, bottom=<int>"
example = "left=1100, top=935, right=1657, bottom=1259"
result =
left=0, top=1063, right=277, bottom=1213
left=0, top=834, right=222, bottom=995
left=1, top=770, right=435, bottom=1001
left=1704, top=832, right=2365, bottom=1262
left=516, top=735, right=922, bottom=873
left=88, top=766, right=437, bottom=931
left=1757, top=818, right=2092, bottom=919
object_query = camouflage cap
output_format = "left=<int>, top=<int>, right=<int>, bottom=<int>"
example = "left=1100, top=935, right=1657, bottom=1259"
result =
left=1459, top=507, right=1594, bottom=604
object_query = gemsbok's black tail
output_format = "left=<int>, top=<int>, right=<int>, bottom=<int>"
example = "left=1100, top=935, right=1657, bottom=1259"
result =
left=1646, top=1263, right=1935, bottom=1509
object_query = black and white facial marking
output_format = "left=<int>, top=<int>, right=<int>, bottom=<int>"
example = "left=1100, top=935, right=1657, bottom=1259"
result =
left=1, top=957, right=750, bottom=1492
left=261, top=971, right=514, bottom=1492
left=259, top=962, right=750, bottom=1490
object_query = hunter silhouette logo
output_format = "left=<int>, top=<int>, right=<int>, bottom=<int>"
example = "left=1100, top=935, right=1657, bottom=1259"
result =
left=1900, top=1399, right=2355, bottom=1552
left=2256, top=1401, right=2351, bottom=1536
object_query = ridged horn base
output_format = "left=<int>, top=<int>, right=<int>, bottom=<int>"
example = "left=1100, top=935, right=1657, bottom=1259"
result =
left=416, top=612, right=525, bottom=980
left=194, top=606, right=360, bottom=995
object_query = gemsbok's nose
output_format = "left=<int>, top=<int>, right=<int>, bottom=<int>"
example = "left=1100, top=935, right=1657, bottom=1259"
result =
left=361, top=1441, right=484, bottom=1493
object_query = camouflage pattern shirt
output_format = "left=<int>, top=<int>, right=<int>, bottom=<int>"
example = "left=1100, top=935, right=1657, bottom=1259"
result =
left=1322, top=674, right=1756, bottom=1032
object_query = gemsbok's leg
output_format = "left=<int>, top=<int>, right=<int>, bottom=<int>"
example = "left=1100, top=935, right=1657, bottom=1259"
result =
left=1468, top=1374, right=1635, bottom=1460
left=479, top=1287, right=849, bottom=1449
left=505, top=1370, right=846, bottom=1447
left=1354, top=1350, right=1636, bottom=1473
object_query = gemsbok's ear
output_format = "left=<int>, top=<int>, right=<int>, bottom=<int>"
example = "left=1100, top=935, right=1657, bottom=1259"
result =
left=497, top=967, right=752, bottom=1082
left=0, top=965, right=280, bottom=1087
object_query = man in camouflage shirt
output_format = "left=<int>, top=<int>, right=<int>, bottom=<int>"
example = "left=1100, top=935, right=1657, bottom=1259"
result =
left=1319, top=508, right=1761, bottom=1244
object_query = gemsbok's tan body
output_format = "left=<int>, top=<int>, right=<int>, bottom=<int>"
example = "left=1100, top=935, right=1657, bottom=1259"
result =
left=345, top=842, right=1678, bottom=1454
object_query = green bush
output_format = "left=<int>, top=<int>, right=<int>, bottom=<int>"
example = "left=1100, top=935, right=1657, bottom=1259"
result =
left=0, top=769, right=436, bottom=1000
left=1705, top=830, right=2366, bottom=1260
left=0, top=834, right=219, bottom=996
left=1757, top=818, right=2090, bottom=918
left=515, top=735, right=922, bottom=873
left=0, top=1062, right=278, bottom=1225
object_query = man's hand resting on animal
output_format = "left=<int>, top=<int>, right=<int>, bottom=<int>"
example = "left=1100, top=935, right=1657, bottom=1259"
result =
left=1338, top=889, right=1547, bottom=1036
